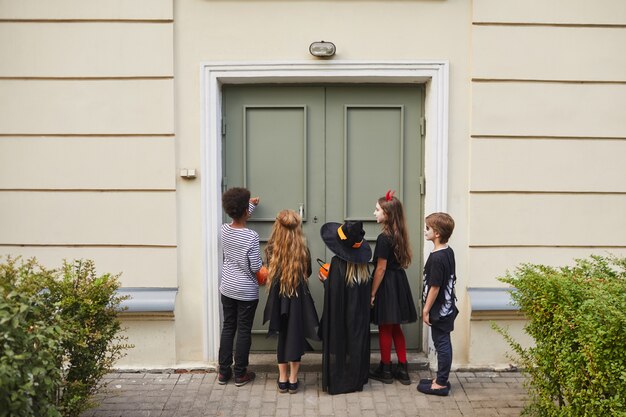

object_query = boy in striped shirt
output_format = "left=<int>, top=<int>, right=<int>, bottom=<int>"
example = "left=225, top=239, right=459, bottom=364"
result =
left=218, top=187, right=262, bottom=386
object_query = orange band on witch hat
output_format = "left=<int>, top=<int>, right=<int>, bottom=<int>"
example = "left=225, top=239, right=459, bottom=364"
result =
left=337, top=225, right=348, bottom=240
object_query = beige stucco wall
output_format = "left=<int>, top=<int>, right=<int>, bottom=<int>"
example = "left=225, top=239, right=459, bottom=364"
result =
left=469, top=0, right=626, bottom=366
left=116, top=318, right=177, bottom=369
left=2, top=0, right=625, bottom=370
left=0, top=0, right=177, bottom=366
left=468, top=318, right=533, bottom=368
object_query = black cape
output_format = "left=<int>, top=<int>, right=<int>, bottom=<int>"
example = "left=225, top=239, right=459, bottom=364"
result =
left=318, top=256, right=371, bottom=394
left=263, top=258, right=320, bottom=362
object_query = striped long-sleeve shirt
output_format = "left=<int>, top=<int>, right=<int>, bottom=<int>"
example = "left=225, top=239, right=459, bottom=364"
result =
left=219, top=204, right=262, bottom=301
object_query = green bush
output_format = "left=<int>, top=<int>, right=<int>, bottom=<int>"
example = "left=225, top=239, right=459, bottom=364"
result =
left=0, top=257, right=131, bottom=417
left=494, top=255, right=626, bottom=416
left=0, top=258, right=63, bottom=417
left=46, top=260, right=131, bottom=417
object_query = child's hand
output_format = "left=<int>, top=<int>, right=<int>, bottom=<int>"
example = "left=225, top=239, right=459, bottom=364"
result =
left=422, top=308, right=431, bottom=326
left=318, top=271, right=327, bottom=282
left=250, top=197, right=260, bottom=205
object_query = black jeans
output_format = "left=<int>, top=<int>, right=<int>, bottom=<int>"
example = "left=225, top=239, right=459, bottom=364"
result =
left=431, top=325, right=452, bottom=386
left=218, top=294, right=259, bottom=377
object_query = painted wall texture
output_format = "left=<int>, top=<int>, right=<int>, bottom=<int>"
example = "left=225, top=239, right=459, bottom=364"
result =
left=1, top=0, right=625, bottom=369
left=468, top=0, right=626, bottom=365
left=0, top=0, right=178, bottom=367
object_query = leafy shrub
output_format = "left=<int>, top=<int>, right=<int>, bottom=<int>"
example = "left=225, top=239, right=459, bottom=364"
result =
left=0, top=258, right=63, bottom=417
left=0, top=257, right=131, bottom=417
left=46, top=260, right=131, bottom=417
left=494, top=255, right=626, bottom=416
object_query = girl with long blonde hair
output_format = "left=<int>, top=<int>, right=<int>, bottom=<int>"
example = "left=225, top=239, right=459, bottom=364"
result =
left=262, top=210, right=319, bottom=394
left=265, top=210, right=309, bottom=297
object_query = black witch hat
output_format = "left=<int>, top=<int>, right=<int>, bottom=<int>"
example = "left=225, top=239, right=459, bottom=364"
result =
left=320, top=221, right=372, bottom=264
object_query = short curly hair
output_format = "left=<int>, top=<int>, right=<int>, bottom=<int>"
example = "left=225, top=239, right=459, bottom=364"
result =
left=222, top=187, right=250, bottom=220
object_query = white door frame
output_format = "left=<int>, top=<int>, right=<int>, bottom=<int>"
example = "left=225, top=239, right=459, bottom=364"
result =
left=200, top=61, right=449, bottom=362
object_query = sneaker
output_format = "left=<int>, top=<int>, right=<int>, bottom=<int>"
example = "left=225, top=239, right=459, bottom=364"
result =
left=234, top=371, right=256, bottom=387
left=218, top=372, right=231, bottom=385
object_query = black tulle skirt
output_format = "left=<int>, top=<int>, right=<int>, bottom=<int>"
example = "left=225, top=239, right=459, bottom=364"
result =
left=370, top=268, right=418, bottom=325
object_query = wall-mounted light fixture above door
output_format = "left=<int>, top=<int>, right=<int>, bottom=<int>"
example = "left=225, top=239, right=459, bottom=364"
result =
left=309, top=41, right=336, bottom=58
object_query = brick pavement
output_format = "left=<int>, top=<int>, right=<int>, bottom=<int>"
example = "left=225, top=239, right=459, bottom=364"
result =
left=81, top=370, right=527, bottom=417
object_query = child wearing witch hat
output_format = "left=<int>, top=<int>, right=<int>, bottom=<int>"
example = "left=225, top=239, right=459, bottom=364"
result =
left=318, top=220, right=372, bottom=394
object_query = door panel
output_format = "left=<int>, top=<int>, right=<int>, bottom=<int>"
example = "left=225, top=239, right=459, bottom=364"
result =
left=325, top=86, right=424, bottom=348
left=222, top=85, right=424, bottom=350
left=243, top=106, right=308, bottom=221
left=223, top=86, right=326, bottom=350
left=343, top=105, right=404, bottom=220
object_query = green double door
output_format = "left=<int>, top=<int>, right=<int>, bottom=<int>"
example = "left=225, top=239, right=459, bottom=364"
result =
left=222, top=85, right=424, bottom=351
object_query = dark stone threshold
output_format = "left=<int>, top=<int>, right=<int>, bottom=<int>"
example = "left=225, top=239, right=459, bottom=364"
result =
left=114, top=352, right=430, bottom=374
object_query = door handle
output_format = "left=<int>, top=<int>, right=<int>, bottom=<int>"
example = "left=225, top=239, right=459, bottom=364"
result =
left=298, top=203, right=304, bottom=219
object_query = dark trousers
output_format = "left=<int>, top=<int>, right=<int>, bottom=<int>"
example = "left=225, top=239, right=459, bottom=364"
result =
left=431, top=325, right=453, bottom=386
left=218, top=294, right=258, bottom=377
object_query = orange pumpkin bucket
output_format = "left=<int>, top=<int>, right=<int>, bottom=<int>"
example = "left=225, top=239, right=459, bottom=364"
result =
left=317, top=258, right=330, bottom=279
left=256, top=265, right=269, bottom=286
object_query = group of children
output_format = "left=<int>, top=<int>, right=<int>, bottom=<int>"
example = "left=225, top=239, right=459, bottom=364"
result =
left=217, top=187, right=458, bottom=397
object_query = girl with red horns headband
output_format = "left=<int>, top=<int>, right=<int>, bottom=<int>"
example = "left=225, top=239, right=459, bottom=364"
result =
left=369, top=190, right=417, bottom=385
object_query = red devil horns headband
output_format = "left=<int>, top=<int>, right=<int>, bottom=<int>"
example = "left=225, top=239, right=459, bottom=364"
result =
left=385, top=190, right=396, bottom=201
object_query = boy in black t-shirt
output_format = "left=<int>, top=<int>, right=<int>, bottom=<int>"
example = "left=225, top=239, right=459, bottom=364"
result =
left=418, top=212, right=457, bottom=396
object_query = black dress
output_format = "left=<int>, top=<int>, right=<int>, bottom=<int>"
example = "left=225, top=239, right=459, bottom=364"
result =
left=263, top=256, right=320, bottom=362
left=319, top=256, right=371, bottom=394
left=370, top=233, right=418, bottom=325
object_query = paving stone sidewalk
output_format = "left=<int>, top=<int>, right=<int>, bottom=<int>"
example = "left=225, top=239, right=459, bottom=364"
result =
left=82, top=370, right=527, bottom=417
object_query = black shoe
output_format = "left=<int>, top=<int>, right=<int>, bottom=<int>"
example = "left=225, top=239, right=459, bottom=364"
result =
left=234, top=371, right=256, bottom=387
left=288, top=380, right=299, bottom=394
left=277, top=380, right=289, bottom=393
left=418, top=378, right=433, bottom=386
left=393, top=362, right=411, bottom=385
left=218, top=371, right=232, bottom=385
left=418, top=379, right=451, bottom=389
left=417, top=382, right=450, bottom=396
left=369, top=362, right=394, bottom=384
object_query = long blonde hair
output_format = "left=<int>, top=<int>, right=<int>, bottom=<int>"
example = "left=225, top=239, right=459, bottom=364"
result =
left=345, top=262, right=370, bottom=287
left=265, top=210, right=309, bottom=297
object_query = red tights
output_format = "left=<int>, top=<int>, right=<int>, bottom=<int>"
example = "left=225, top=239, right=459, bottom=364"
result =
left=378, top=324, right=407, bottom=364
